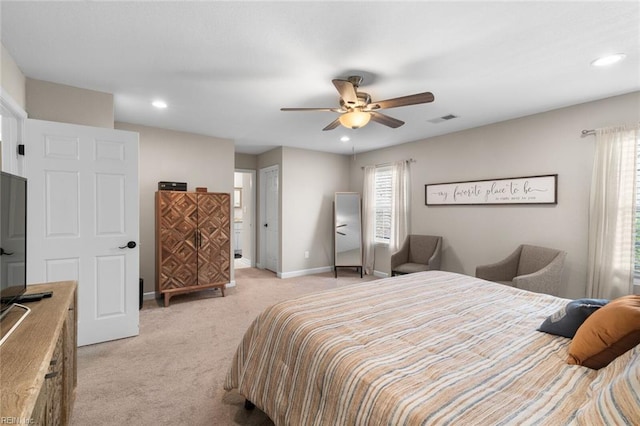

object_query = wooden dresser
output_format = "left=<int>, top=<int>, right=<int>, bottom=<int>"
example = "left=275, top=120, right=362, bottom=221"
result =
left=156, top=191, right=231, bottom=307
left=0, top=281, right=77, bottom=425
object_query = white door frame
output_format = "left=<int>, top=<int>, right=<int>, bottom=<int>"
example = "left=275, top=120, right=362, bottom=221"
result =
left=259, top=165, right=279, bottom=273
left=0, top=87, right=27, bottom=177
left=235, top=168, right=256, bottom=267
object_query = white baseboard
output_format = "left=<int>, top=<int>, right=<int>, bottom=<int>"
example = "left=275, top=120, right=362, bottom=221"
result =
left=226, top=281, right=236, bottom=288
left=235, top=257, right=251, bottom=267
left=242, top=265, right=376, bottom=280
left=279, top=266, right=334, bottom=279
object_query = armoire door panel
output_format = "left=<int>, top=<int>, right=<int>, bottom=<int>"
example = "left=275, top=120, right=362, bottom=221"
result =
left=158, top=192, right=198, bottom=290
left=197, top=193, right=230, bottom=286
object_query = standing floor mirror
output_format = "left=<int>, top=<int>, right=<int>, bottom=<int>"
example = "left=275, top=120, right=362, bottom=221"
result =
left=334, top=192, right=363, bottom=278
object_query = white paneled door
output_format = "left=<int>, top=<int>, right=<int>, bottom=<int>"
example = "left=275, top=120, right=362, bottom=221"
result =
left=260, top=165, right=279, bottom=273
left=26, top=119, right=139, bottom=346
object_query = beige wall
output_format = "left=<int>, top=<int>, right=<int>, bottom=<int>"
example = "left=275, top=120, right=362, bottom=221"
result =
left=246, top=146, right=352, bottom=276
left=349, top=91, right=640, bottom=298
left=235, top=153, right=258, bottom=170
left=26, top=78, right=114, bottom=128
left=281, top=147, right=350, bottom=275
left=257, top=146, right=282, bottom=170
left=115, top=122, right=235, bottom=293
left=1, top=43, right=26, bottom=109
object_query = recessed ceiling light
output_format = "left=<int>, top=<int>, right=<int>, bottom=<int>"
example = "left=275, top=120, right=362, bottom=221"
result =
left=591, top=53, right=626, bottom=67
left=152, top=100, right=168, bottom=109
left=340, top=136, right=350, bottom=142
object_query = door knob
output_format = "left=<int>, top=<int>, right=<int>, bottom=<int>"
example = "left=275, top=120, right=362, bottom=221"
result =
left=0, top=248, right=14, bottom=256
left=119, top=241, right=137, bottom=249
left=264, top=223, right=268, bottom=228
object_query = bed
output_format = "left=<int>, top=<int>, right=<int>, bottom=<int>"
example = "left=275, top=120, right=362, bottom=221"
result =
left=225, top=271, right=640, bottom=425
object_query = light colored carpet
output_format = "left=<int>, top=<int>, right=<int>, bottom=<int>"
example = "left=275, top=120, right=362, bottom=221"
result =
left=70, top=267, right=376, bottom=425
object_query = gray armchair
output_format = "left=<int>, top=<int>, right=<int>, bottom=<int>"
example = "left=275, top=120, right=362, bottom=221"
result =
left=475, top=244, right=566, bottom=296
left=391, top=235, right=442, bottom=276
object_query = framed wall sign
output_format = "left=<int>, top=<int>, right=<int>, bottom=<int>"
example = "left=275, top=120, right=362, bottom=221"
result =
left=425, top=174, right=557, bottom=206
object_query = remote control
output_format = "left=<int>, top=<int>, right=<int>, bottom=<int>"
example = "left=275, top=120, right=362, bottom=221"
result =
left=16, top=294, right=43, bottom=303
left=15, top=291, right=53, bottom=303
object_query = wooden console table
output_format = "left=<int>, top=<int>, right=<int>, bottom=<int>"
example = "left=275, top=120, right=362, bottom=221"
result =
left=0, top=281, right=77, bottom=425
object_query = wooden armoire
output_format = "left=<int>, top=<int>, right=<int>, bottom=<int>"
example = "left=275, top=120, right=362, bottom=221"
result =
left=155, top=191, right=231, bottom=307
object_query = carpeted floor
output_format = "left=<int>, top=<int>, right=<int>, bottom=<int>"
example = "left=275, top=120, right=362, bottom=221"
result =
left=70, top=267, right=376, bottom=425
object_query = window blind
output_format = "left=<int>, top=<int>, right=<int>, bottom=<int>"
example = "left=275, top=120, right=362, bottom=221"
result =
left=375, top=166, right=392, bottom=242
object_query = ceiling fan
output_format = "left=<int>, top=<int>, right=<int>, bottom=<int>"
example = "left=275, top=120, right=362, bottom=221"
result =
left=281, top=75, right=435, bottom=131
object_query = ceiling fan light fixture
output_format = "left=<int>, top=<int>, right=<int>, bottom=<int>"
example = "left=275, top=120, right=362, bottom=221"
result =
left=339, top=110, right=371, bottom=129
left=152, top=100, right=168, bottom=109
left=591, top=53, right=626, bottom=67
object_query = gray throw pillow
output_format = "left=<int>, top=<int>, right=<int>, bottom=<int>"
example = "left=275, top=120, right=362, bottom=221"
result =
left=538, top=298, right=609, bottom=338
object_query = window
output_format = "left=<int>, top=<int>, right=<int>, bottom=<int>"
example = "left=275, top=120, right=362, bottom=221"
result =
left=375, top=166, right=392, bottom=243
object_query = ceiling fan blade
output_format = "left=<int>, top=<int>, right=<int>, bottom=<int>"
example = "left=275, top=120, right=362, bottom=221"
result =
left=332, top=79, right=358, bottom=106
left=369, top=111, right=404, bottom=128
left=281, top=107, right=341, bottom=112
left=322, top=117, right=341, bottom=131
left=368, top=92, right=435, bottom=110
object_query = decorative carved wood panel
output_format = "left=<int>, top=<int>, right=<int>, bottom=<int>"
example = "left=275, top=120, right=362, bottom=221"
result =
left=156, top=191, right=230, bottom=306
left=197, top=192, right=231, bottom=285
left=158, top=192, right=198, bottom=290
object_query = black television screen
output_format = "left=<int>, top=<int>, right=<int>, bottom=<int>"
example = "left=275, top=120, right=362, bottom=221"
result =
left=0, top=171, right=27, bottom=315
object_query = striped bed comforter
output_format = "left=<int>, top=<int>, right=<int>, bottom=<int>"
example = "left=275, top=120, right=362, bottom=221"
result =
left=224, top=271, right=640, bottom=425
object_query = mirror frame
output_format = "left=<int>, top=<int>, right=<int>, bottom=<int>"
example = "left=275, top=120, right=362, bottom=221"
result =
left=334, top=192, right=363, bottom=278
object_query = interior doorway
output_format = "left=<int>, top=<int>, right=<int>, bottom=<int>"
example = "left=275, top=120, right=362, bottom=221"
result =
left=0, top=91, right=27, bottom=176
left=233, top=170, right=256, bottom=270
left=259, top=165, right=279, bottom=273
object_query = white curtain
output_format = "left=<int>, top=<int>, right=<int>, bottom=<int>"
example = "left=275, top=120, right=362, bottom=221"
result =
left=587, top=125, right=639, bottom=299
left=362, top=165, right=376, bottom=275
left=389, top=160, right=410, bottom=253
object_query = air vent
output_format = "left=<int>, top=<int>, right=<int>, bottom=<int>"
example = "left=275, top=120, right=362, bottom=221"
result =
left=428, top=114, right=459, bottom=124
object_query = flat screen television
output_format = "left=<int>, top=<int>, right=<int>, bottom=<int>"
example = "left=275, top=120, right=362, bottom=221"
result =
left=0, top=171, right=27, bottom=316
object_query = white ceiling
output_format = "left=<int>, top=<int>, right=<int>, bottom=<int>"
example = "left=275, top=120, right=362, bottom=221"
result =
left=1, top=1, right=638, bottom=155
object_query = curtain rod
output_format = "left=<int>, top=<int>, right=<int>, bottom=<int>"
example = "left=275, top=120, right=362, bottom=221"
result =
left=582, top=124, right=640, bottom=137
left=361, top=158, right=416, bottom=170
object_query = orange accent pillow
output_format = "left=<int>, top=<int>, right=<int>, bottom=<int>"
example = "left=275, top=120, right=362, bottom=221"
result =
left=567, top=295, right=640, bottom=370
